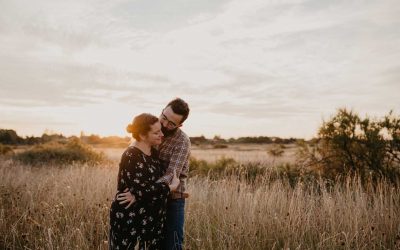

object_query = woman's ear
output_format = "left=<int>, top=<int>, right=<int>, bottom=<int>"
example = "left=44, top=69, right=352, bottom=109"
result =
left=138, top=133, right=146, bottom=142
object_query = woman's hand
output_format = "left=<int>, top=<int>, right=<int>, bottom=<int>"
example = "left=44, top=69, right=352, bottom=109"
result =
left=117, top=188, right=136, bottom=209
left=168, top=169, right=180, bottom=192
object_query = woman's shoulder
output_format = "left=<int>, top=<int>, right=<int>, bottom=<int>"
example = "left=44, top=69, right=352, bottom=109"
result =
left=119, top=147, right=145, bottom=170
left=122, top=146, right=142, bottom=160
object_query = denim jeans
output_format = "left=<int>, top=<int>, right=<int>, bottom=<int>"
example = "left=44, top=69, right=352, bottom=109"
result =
left=164, top=199, right=185, bottom=250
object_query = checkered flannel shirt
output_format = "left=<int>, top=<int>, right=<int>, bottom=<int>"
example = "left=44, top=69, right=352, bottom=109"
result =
left=156, top=128, right=191, bottom=199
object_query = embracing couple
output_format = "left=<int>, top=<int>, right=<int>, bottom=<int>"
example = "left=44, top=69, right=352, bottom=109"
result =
left=109, top=98, right=191, bottom=250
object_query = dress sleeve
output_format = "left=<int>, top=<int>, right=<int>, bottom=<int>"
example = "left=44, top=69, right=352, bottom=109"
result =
left=124, top=153, right=170, bottom=201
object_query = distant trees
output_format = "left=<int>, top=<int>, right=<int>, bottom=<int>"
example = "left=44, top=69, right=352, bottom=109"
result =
left=1, top=129, right=300, bottom=146
left=80, top=134, right=130, bottom=147
left=0, top=129, right=130, bottom=147
left=41, top=133, right=66, bottom=143
left=0, top=129, right=67, bottom=145
left=0, top=129, right=23, bottom=144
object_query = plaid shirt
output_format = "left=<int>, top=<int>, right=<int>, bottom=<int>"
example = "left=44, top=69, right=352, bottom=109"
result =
left=156, top=128, right=191, bottom=199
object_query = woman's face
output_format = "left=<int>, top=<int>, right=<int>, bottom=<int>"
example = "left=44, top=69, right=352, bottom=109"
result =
left=143, top=121, right=163, bottom=146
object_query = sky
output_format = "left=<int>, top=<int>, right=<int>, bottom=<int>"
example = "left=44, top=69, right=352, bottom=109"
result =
left=0, top=0, right=399, bottom=139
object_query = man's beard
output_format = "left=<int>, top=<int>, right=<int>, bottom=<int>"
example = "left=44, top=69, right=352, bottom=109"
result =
left=161, top=124, right=178, bottom=137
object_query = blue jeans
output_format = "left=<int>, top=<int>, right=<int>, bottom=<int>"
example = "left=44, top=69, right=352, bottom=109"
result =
left=164, top=199, right=185, bottom=250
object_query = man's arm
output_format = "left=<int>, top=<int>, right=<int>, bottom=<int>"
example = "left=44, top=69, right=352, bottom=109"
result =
left=157, top=139, right=190, bottom=184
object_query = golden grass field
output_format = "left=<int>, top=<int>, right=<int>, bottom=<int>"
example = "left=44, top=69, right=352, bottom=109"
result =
left=1, top=145, right=400, bottom=249
left=96, top=144, right=298, bottom=164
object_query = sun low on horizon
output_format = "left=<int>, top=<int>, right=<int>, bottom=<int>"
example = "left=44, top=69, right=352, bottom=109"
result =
left=1, top=0, right=399, bottom=140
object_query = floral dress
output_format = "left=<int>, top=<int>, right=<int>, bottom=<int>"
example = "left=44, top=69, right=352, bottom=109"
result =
left=109, top=146, right=170, bottom=250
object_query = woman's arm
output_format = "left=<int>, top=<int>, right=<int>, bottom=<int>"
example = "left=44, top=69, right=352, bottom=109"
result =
left=124, top=157, right=170, bottom=202
left=118, top=168, right=180, bottom=209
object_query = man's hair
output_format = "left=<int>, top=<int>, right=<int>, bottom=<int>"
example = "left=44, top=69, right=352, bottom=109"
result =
left=166, top=98, right=190, bottom=124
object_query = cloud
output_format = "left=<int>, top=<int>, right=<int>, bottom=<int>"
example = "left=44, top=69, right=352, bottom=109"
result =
left=112, top=0, right=230, bottom=32
left=0, top=0, right=399, bottom=137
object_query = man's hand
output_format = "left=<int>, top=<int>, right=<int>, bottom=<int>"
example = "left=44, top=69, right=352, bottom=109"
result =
left=168, top=169, right=180, bottom=192
left=117, top=188, right=136, bottom=209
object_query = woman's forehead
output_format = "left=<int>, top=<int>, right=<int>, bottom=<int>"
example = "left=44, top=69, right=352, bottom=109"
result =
left=151, top=121, right=161, bottom=130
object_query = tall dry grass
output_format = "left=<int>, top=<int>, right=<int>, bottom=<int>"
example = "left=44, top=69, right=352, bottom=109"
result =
left=95, top=143, right=298, bottom=165
left=0, top=160, right=114, bottom=249
left=186, top=176, right=400, bottom=249
left=1, top=159, right=399, bottom=249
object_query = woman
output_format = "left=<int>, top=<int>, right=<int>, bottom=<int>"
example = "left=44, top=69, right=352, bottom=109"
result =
left=109, top=113, right=180, bottom=249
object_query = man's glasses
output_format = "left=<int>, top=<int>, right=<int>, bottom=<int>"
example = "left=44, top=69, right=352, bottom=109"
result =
left=161, top=111, right=178, bottom=128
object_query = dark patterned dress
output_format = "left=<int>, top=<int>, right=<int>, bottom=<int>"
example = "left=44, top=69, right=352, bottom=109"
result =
left=109, top=146, right=170, bottom=250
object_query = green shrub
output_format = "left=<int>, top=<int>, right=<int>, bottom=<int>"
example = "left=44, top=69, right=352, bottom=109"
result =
left=13, top=139, right=105, bottom=166
left=298, top=108, right=400, bottom=184
left=268, top=145, right=284, bottom=164
left=189, top=157, right=267, bottom=182
left=189, top=157, right=325, bottom=187
left=190, top=157, right=237, bottom=176
left=213, top=144, right=228, bottom=149
left=189, top=156, right=209, bottom=175
left=0, top=129, right=23, bottom=144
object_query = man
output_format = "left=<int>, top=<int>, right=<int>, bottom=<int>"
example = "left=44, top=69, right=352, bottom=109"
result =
left=157, top=98, right=190, bottom=250
left=118, top=98, right=191, bottom=250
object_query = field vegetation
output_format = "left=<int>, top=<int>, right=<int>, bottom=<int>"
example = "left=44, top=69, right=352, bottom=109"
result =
left=1, top=109, right=399, bottom=249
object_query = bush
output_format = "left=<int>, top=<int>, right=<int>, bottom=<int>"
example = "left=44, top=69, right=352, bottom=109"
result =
left=0, top=143, right=14, bottom=155
left=189, top=157, right=209, bottom=175
left=298, top=108, right=400, bottom=184
left=189, top=157, right=326, bottom=187
left=213, top=144, right=228, bottom=149
left=268, top=145, right=284, bottom=158
left=190, top=157, right=238, bottom=177
left=0, top=129, right=23, bottom=145
left=189, top=157, right=266, bottom=182
left=13, top=139, right=105, bottom=166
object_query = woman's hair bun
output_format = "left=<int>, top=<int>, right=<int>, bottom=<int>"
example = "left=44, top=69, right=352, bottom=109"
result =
left=126, top=123, right=134, bottom=133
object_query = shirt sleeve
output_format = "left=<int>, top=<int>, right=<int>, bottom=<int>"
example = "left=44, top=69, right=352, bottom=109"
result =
left=157, top=139, right=190, bottom=184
